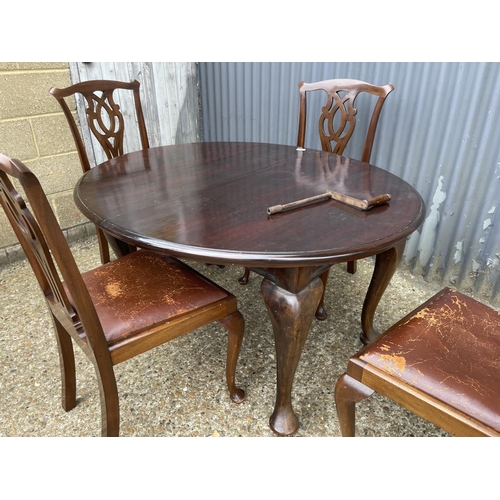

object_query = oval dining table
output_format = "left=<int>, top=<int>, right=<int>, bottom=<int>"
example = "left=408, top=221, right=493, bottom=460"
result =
left=74, top=141, right=426, bottom=436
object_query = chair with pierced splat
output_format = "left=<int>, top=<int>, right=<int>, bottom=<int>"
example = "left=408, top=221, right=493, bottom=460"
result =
left=0, top=153, right=245, bottom=436
left=335, top=287, right=500, bottom=436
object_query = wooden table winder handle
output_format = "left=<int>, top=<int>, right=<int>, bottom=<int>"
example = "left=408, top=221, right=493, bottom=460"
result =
left=267, top=191, right=391, bottom=215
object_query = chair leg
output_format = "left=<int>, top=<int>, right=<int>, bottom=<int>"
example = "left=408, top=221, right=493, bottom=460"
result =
left=99, top=228, right=138, bottom=260
left=219, top=311, right=246, bottom=403
left=334, top=374, right=374, bottom=436
left=93, top=358, right=120, bottom=437
left=96, top=226, right=111, bottom=264
left=238, top=267, right=251, bottom=285
left=347, top=260, right=357, bottom=274
left=315, top=267, right=331, bottom=320
left=50, top=315, right=76, bottom=412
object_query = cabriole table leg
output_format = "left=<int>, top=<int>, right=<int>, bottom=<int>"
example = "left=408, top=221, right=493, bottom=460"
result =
left=260, top=274, right=323, bottom=436
left=360, top=239, right=406, bottom=344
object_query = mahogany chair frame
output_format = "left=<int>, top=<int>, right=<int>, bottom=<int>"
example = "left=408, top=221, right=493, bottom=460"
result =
left=0, top=153, right=245, bottom=436
left=335, top=288, right=500, bottom=437
left=50, top=79, right=150, bottom=264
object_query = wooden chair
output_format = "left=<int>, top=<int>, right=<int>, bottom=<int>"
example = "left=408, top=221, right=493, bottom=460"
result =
left=240, top=79, right=394, bottom=320
left=0, top=153, right=245, bottom=436
left=335, top=287, right=500, bottom=436
left=50, top=79, right=150, bottom=264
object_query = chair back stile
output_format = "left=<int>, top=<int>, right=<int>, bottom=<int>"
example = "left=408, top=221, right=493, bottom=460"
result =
left=0, top=154, right=107, bottom=357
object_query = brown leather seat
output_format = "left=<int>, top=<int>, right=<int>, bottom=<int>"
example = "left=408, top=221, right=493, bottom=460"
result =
left=335, top=287, right=500, bottom=436
left=66, top=250, right=229, bottom=346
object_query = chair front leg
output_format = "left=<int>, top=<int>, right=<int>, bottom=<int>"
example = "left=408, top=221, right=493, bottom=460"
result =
left=334, top=374, right=373, bottom=436
left=92, top=355, right=120, bottom=437
left=219, top=310, right=246, bottom=403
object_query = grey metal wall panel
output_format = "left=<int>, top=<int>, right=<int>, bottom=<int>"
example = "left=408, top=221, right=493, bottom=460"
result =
left=69, top=62, right=201, bottom=168
left=199, top=62, right=500, bottom=303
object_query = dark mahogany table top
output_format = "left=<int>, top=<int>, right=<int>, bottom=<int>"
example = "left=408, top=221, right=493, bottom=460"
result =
left=74, top=142, right=425, bottom=268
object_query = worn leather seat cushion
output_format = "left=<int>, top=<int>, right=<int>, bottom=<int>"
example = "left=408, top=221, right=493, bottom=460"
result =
left=69, top=250, right=229, bottom=345
left=360, top=288, right=500, bottom=432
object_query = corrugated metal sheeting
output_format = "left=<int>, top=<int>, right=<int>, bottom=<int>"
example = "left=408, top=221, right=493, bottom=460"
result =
left=199, top=62, right=500, bottom=303
left=69, top=62, right=202, bottom=167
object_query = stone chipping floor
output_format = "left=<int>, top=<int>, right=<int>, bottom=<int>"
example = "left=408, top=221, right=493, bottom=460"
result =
left=0, top=235, right=464, bottom=438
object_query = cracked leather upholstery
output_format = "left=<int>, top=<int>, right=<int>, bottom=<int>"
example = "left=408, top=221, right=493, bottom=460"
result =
left=360, top=288, right=500, bottom=432
left=65, top=250, right=229, bottom=346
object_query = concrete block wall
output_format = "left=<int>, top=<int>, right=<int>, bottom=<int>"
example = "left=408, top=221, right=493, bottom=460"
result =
left=0, top=62, right=94, bottom=266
